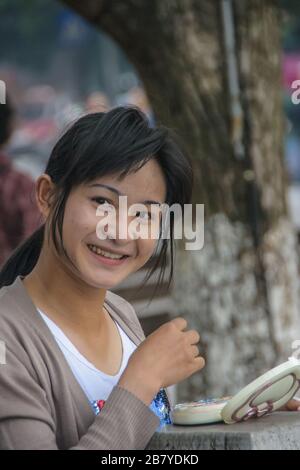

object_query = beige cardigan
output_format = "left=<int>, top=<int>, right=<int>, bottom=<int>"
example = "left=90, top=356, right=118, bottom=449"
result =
left=0, top=275, right=161, bottom=450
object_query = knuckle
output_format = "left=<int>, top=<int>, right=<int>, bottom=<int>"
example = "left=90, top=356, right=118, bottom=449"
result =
left=184, top=345, right=195, bottom=362
left=198, top=356, right=205, bottom=368
left=175, top=316, right=187, bottom=327
left=191, top=330, right=200, bottom=343
left=167, top=321, right=177, bottom=334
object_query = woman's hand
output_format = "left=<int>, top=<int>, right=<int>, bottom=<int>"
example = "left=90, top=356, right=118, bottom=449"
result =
left=118, top=317, right=205, bottom=405
left=279, top=398, right=300, bottom=411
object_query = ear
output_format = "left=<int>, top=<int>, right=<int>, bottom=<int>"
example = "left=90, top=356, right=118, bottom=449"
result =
left=35, top=174, right=56, bottom=221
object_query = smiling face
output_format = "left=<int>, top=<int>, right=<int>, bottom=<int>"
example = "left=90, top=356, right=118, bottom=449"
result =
left=51, top=158, right=167, bottom=289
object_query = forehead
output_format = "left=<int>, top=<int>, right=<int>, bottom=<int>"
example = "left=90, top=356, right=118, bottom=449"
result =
left=86, top=159, right=167, bottom=203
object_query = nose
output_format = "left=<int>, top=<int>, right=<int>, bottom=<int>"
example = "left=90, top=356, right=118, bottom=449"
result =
left=115, top=210, right=142, bottom=244
left=96, top=208, right=138, bottom=252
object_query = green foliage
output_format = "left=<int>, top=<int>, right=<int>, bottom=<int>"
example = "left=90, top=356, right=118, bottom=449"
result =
left=0, top=0, right=64, bottom=68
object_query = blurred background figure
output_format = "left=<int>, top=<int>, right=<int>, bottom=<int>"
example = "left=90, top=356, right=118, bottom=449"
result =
left=117, top=85, right=155, bottom=126
left=126, top=86, right=153, bottom=120
left=85, top=91, right=111, bottom=113
left=0, top=96, right=41, bottom=268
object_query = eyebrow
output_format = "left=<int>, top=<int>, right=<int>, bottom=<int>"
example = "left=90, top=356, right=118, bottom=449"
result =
left=88, top=183, right=162, bottom=206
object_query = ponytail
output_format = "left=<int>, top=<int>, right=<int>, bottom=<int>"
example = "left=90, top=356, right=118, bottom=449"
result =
left=0, top=224, right=45, bottom=288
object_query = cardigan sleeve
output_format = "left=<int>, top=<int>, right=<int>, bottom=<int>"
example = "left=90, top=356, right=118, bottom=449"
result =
left=0, top=345, right=160, bottom=450
left=73, top=385, right=161, bottom=450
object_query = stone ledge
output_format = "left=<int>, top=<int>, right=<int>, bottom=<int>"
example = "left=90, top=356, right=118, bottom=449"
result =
left=147, top=412, right=300, bottom=450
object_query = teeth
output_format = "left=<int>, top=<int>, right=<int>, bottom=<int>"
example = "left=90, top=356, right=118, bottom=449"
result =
left=88, top=244, right=125, bottom=260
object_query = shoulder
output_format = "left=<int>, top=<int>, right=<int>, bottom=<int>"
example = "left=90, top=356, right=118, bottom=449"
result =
left=0, top=284, right=14, bottom=323
left=0, top=281, right=41, bottom=348
left=0, top=284, right=40, bottom=375
left=0, top=283, right=29, bottom=339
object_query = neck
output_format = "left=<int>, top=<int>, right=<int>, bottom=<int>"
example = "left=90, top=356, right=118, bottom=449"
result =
left=22, top=245, right=108, bottom=338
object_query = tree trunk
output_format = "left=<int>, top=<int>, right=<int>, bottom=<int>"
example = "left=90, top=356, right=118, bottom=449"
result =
left=61, top=0, right=300, bottom=400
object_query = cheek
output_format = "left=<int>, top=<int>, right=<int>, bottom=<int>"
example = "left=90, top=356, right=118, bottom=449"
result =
left=62, top=205, right=95, bottom=246
left=136, top=239, right=158, bottom=264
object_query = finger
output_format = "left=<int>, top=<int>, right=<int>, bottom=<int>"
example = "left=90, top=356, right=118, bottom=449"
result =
left=190, top=345, right=200, bottom=358
left=192, top=355, right=205, bottom=371
left=171, top=317, right=188, bottom=331
left=285, top=398, right=300, bottom=411
left=186, top=329, right=201, bottom=344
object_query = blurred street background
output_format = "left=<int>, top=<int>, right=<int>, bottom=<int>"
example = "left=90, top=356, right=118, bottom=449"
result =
left=0, top=0, right=154, bottom=181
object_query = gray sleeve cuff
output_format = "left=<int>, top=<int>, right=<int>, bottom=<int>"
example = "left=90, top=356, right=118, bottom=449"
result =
left=75, top=385, right=160, bottom=450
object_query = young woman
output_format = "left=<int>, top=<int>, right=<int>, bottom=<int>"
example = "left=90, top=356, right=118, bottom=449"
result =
left=0, top=106, right=205, bottom=450
left=0, top=106, right=298, bottom=450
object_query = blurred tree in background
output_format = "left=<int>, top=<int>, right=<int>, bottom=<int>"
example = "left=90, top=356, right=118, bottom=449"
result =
left=60, top=0, right=300, bottom=401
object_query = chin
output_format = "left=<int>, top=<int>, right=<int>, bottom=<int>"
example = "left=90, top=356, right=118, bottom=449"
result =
left=83, top=272, right=124, bottom=290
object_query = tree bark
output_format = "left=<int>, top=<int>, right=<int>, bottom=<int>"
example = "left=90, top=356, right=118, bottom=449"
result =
left=61, top=0, right=300, bottom=400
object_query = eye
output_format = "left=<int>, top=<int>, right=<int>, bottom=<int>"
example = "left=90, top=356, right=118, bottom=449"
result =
left=136, top=211, right=151, bottom=221
left=91, top=197, right=112, bottom=206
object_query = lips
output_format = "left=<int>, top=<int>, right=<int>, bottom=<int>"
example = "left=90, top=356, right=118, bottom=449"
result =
left=86, top=244, right=129, bottom=266
left=87, top=244, right=128, bottom=258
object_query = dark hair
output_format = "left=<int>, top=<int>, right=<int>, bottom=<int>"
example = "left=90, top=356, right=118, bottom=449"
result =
left=0, top=95, right=14, bottom=146
left=0, top=106, right=193, bottom=298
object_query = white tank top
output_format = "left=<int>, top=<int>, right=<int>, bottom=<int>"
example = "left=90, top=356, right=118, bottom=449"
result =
left=37, top=308, right=137, bottom=410
left=37, top=308, right=171, bottom=426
